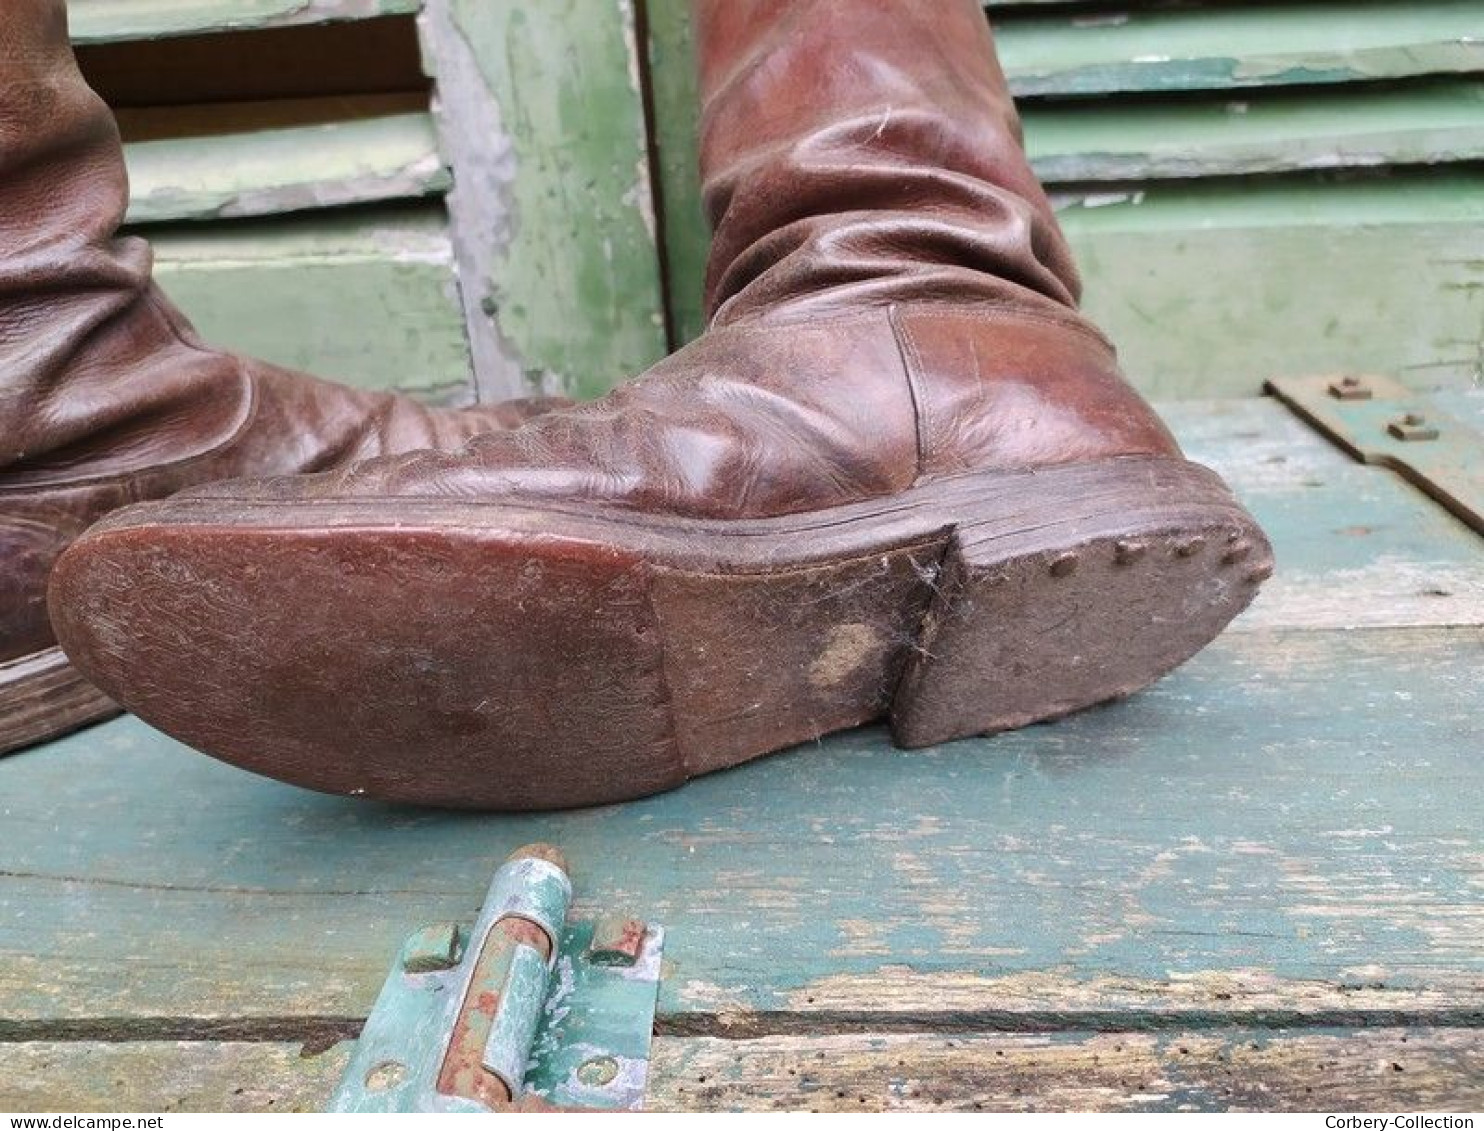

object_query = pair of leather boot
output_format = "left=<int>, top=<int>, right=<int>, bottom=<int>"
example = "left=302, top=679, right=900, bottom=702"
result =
left=30, top=0, right=1270, bottom=808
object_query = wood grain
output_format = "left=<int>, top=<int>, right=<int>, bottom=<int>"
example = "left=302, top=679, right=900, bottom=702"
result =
left=122, top=112, right=446, bottom=225
left=649, top=1030, right=1484, bottom=1113
left=1, top=625, right=1479, bottom=1024
left=5, top=1031, right=1481, bottom=1113
left=68, top=0, right=418, bottom=45
left=148, top=207, right=475, bottom=402
left=422, top=0, right=668, bottom=401
left=1026, top=80, right=1484, bottom=183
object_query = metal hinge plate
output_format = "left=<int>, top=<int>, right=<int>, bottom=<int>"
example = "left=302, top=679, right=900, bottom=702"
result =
left=1267, top=374, right=1484, bottom=537
left=330, top=845, right=663, bottom=1113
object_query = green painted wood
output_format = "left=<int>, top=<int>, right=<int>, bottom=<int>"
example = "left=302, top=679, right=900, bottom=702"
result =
left=9, top=1030, right=1484, bottom=1113
left=1162, top=400, right=1484, bottom=631
left=68, top=0, right=418, bottom=45
left=1267, top=374, right=1484, bottom=539
left=1025, top=80, right=1484, bottom=183
left=643, top=0, right=706, bottom=352
left=0, top=623, right=1479, bottom=1024
left=2, top=398, right=1480, bottom=1024
left=122, top=112, right=447, bottom=224
left=1430, top=387, right=1484, bottom=432
left=147, top=206, right=475, bottom=402
left=995, top=1, right=1484, bottom=96
left=1060, top=172, right=1484, bottom=399
left=422, top=0, right=669, bottom=401
left=4, top=1043, right=350, bottom=1113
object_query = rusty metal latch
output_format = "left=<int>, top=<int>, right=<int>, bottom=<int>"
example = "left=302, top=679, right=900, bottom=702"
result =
left=1267, top=374, right=1484, bottom=537
left=329, top=844, right=664, bottom=1113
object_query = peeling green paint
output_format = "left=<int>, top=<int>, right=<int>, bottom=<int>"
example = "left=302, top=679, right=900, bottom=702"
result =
left=146, top=206, right=475, bottom=402
left=68, top=0, right=419, bottom=45
left=996, top=0, right=1484, bottom=96
left=123, top=112, right=449, bottom=225
left=1025, top=80, right=1484, bottom=183
left=446, top=0, right=667, bottom=398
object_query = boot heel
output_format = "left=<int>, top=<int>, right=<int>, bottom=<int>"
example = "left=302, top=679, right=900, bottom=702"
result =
left=890, top=458, right=1272, bottom=748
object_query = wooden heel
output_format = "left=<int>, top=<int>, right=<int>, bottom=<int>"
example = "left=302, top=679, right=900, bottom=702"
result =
left=891, top=461, right=1272, bottom=748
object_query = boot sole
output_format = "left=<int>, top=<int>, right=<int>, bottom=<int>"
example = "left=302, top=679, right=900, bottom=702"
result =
left=51, top=456, right=1271, bottom=809
left=0, top=646, right=121, bottom=756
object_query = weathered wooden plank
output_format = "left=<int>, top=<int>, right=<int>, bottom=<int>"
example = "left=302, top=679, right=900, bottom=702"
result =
left=1026, top=80, right=1484, bottom=183
left=122, top=112, right=446, bottom=224
left=147, top=207, right=474, bottom=402
left=1164, top=400, right=1484, bottom=632
left=421, top=0, right=669, bottom=401
left=1060, top=172, right=1484, bottom=400
left=0, top=624, right=1479, bottom=1023
left=650, top=1030, right=1484, bottom=1113
left=1, top=1042, right=350, bottom=1114
left=68, top=0, right=418, bottom=45
left=6, top=1029, right=1482, bottom=1113
left=995, top=1, right=1484, bottom=96
left=642, top=0, right=706, bottom=353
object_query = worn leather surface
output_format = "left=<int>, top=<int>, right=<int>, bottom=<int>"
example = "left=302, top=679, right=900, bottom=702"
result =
left=0, top=0, right=561, bottom=662
left=160, top=0, right=1180, bottom=520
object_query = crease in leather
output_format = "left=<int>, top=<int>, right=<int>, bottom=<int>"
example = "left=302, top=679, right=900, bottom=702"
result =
left=0, top=0, right=561, bottom=665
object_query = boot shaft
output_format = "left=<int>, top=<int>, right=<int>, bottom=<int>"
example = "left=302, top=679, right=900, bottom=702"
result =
left=0, top=0, right=130, bottom=260
left=692, top=0, right=1080, bottom=325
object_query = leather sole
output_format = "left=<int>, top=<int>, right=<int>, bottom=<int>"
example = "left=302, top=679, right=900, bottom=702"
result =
left=51, top=456, right=1272, bottom=809
left=0, top=645, right=120, bottom=756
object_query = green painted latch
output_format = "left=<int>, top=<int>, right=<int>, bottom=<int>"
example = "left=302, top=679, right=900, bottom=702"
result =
left=329, top=844, right=664, bottom=1113
left=1268, top=374, right=1484, bottom=538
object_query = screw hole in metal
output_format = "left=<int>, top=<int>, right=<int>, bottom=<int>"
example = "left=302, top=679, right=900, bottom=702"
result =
left=364, top=1060, right=407, bottom=1092
left=577, top=1056, right=620, bottom=1088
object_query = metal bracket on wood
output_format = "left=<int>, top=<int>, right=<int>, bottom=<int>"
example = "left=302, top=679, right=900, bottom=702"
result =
left=1267, top=374, right=1484, bottom=537
left=329, top=844, right=664, bottom=1113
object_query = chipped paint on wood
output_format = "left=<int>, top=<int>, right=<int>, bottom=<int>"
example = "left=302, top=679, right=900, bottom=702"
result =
left=1060, top=173, right=1484, bottom=399
left=1161, top=400, right=1484, bottom=632
left=3, top=1042, right=351, bottom=1113
left=1025, top=80, right=1484, bottom=183
left=68, top=0, right=419, bottom=45
left=996, top=1, right=1484, bottom=97
left=123, top=113, right=448, bottom=225
left=7, top=1031, right=1482, bottom=1112
left=643, top=5, right=1484, bottom=394
left=421, top=0, right=666, bottom=400
left=649, top=1030, right=1484, bottom=1112
left=0, top=622, right=1479, bottom=1021
left=643, top=0, right=708, bottom=349
left=765, top=967, right=1484, bottom=1017
left=148, top=207, right=475, bottom=402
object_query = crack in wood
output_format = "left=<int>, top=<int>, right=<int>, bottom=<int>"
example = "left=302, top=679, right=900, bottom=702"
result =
left=6, top=1007, right=1484, bottom=1050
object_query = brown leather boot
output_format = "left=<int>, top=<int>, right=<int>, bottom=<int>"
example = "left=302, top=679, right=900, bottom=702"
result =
left=52, top=0, right=1272, bottom=808
left=0, top=0, right=564, bottom=754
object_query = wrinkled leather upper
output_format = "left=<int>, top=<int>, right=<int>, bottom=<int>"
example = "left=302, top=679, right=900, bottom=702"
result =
left=167, top=0, right=1178, bottom=521
left=0, top=0, right=560, bottom=660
